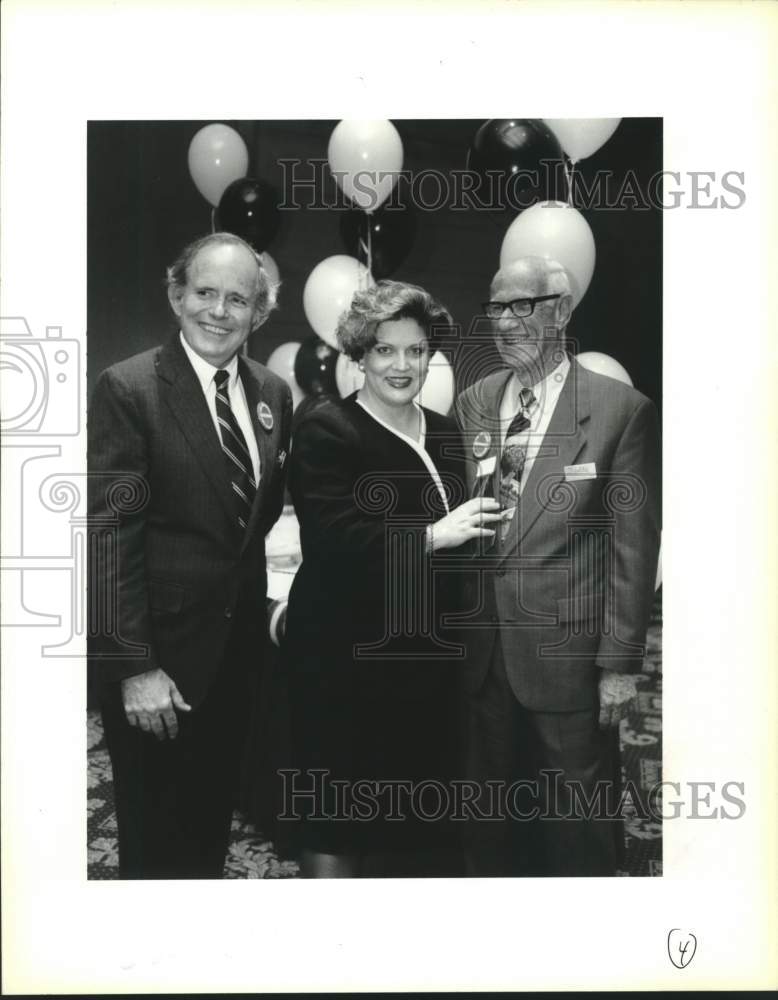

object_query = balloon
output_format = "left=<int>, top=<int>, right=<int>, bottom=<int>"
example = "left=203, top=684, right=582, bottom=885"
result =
left=467, top=119, right=564, bottom=212
left=188, top=124, right=249, bottom=207
left=328, top=120, right=404, bottom=213
left=415, top=351, right=455, bottom=415
left=339, top=203, right=416, bottom=279
left=542, top=118, right=621, bottom=163
left=500, top=201, right=595, bottom=306
left=216, top=177, right=280, bottom=254
left=266, top=341, right=305, bottom=409
left=303, top=255, right=372, bottom=349
left=335, top=352, right=364, bottom=399
left=575, top=351, right=633, bottom=387
left=293, top=335, right=339, bottom=397
left=260, top=251, right=280, bottom=289
left=335, top=350, right=454, bottom=416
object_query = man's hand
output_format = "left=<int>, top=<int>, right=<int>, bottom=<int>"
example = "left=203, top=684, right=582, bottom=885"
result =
left=598, top=670, right=638, bottom=729
left=121, top=668, right=192, bottom=740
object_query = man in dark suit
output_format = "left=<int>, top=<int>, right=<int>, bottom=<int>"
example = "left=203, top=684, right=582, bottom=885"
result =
left=455, top=256, right=660, bottom=876
left=88, top=232, right=292, bottom=878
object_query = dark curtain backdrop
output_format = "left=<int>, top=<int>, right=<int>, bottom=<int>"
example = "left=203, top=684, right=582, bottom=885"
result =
left=87, top=119, right=661, bottom=409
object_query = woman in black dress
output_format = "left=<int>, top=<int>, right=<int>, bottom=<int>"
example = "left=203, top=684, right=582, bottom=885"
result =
left=284, top=281, right=502, bottom=877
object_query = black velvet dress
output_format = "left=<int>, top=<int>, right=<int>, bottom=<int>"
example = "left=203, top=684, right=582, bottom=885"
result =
left=283, top=395, right=468, bottom=861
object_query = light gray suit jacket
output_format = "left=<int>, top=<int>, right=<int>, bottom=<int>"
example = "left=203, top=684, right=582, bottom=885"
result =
left=454, top=357, right=661, bottom=712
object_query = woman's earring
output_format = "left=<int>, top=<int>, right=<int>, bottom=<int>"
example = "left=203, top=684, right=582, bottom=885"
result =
left=358, top=362, right=365, bottom=372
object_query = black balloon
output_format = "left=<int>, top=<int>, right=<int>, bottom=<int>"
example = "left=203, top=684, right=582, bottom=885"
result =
left=467, top=119, right=565, bottom=212
left=216, top=177, right=280, bottom=253
left=294, top=335, right=339, bottom=398
left=339, top=203, right=416, bottom=279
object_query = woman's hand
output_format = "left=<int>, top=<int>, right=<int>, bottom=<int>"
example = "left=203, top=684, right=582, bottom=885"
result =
left=430, top=497, right=503, bottom=551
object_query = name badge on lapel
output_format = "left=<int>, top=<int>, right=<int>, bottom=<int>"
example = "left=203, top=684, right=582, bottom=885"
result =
left=564, top=462, right=596, bottom=481
left=476, top=454, right=496, bottom=478
left=256, top=401, right=274, bottom=432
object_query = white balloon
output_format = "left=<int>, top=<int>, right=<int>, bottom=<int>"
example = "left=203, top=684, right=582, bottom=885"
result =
left=335, top=352, right=364, bottom=399
left=500, top=201, right=595, bottom=307
left=576, top=351, right=633, bottom=387
left=187, top=124, right=249, bottom=207
left=303, top=255, right=372, bottom=349
left=416, top=351, right=454, bottom=415
left=336, top=350, right=454, bottom=416
left=542, top=118, right=621, bottom=163
left=328, top=119, right=404, bottom=213
left=266, top=341, right=305, bottom=409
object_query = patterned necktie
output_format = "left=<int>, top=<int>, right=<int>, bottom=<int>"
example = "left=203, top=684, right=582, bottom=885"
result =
left=499, top=386, right=536, bottom=539
left=214, top=369, right=257, bottom=531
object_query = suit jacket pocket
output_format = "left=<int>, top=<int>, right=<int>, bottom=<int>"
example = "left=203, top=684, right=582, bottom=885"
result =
left=149, top=579, right=187, bottom=614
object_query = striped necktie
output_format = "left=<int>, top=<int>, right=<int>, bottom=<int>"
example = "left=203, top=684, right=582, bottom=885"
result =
left=214, top=369, right=256, bottom=532
left=499, top=386, right=535, bottom=539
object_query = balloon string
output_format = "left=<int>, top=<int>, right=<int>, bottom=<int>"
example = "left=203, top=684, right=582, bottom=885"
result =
left=565, top=158, right=576, bottom=208
left=211, top=206, right=217, bottom=234
left=365, top=213, right=373, bottom=287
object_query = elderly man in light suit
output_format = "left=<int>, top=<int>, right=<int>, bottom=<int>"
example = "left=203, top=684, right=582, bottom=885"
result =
left=88, top=232, right=292, bottom=878
left=455, top=256, right=660, bottom=876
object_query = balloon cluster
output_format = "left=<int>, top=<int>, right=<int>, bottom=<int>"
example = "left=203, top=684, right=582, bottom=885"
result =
left=269, top=120, right=453, bottom=416
left=467, top=118, right=635, bottom=421
left=188, top=123, right=281, bottom=255
left=190, top=118, right=635, bottom=426
left=467, top=118, right=622, bottom=309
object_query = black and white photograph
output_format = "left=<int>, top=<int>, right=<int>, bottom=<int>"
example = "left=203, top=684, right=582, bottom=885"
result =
left=2, top=0, right=776, bottom=994
left=86, top=118, right=663, bottom=882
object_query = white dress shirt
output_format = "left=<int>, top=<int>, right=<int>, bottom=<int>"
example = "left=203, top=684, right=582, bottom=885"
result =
left=179, top=333, right=260, bottom=484
left=498, top=354, right=570, bottom=495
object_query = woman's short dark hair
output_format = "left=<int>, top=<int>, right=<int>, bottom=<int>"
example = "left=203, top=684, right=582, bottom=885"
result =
left=336, top=280, right=452, bottom=361
left=165, top=232, right=279, bottom=319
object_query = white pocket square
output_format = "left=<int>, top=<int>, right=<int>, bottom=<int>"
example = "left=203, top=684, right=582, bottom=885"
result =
left=564, top=462, right=596, bottom=481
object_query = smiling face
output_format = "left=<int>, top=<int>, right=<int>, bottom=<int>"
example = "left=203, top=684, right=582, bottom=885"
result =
left=168, top=242, right=263, bottom=368
left=490, top=260, right=571, bottom=384
left=360, top=317, right=430, bottom=411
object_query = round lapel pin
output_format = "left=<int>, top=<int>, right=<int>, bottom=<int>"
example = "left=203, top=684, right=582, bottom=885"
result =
left=256, top=401, right=274, bottom=431
left=472, top=431, right=492, bottom=459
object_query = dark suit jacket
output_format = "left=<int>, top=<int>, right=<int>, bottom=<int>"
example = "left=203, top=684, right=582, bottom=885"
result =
left=87, top=334, right=292, bottom=708
left=284, top=394, right=468, bottom=703
left=455, top=358, right=661, bottom=712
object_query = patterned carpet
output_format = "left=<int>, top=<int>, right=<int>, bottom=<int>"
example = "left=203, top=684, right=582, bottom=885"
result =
left=88, top=593, right=662, bottom=879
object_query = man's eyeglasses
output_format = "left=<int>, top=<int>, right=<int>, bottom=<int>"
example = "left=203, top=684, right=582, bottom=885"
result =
left=482, top=294, right=561, bottom=320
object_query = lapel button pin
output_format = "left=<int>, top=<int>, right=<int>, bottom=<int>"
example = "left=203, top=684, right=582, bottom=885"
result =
left=473, top=431, right=491, bottom=459
left=256, top=401, right=274, bottom=431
